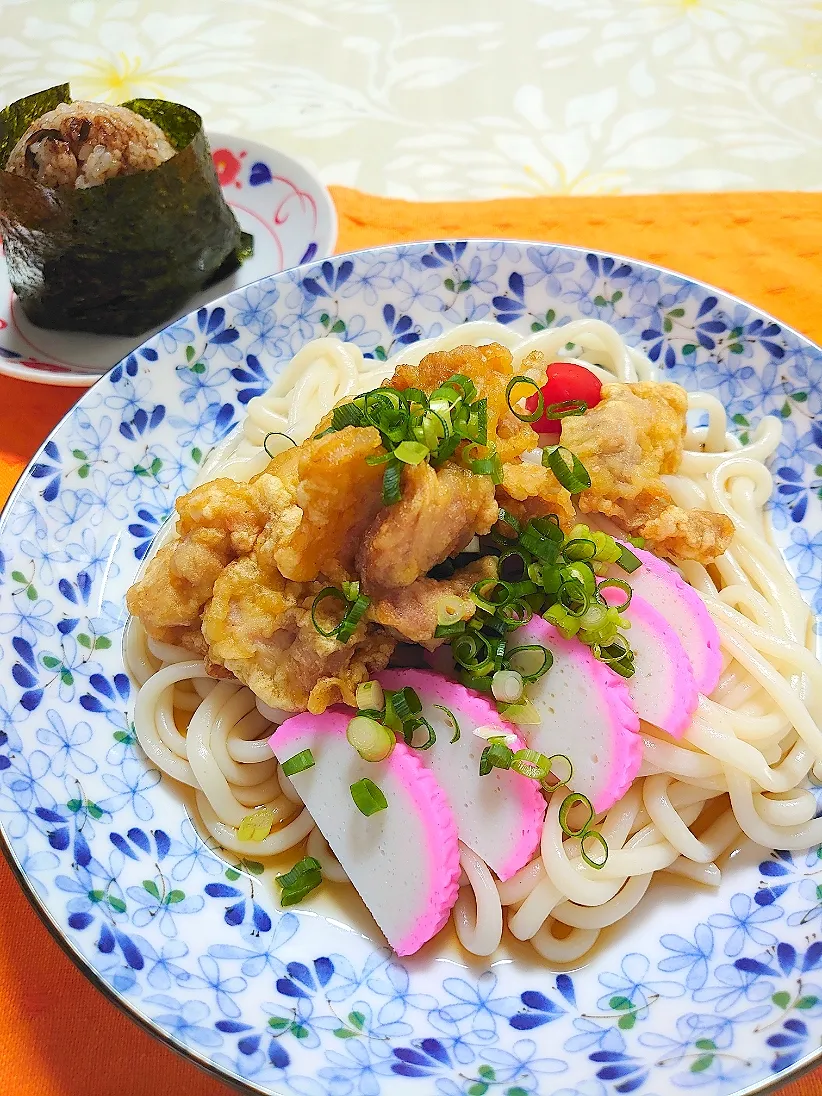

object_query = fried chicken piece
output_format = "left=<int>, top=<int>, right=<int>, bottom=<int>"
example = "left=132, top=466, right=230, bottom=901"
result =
left=258, top=425, right=386, bottom=584
left=203, top=557, right=395, bottom=713
left=357, top=462, right=498, bottom=591
left=498, top=461, right=575, bottom=529
left=371, top=556, right=497, bottom=647
left=390, top=342, right=544, bottom=464
left=125, top=474, right=288, bottom=650
left=561, top=382, right=733, bottom=562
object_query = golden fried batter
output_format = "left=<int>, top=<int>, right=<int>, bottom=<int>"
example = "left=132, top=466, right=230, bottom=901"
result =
left=561, top=382, right=733, bottom=562
left=125, top=474, right=287, bottom=650
left=203, top=557, right=395, bottom=713
left=498, top=461, right=575, bottom=529
left=371, top=556, right=497, bottom=646
left=390, top=342, right=543, bottom=464
left=128, top=343, right=736, bottom=716
left=358, top=462, right=498, bottom=591
left=257, top=425, right=386, bottom=584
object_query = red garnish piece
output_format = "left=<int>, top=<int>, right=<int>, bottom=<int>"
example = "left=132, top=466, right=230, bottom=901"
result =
left=525, top=361, right=603, bottom=433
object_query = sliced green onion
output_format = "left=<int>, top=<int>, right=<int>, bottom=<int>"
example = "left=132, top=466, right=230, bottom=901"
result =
left=557, top=578, right=589, bottom=617
left=597, top=578, right=632, bottom=611
left=497, top=601, right=533, bottom=629
left=276, top=856, right=322, bottom=906
left=545, top=754, right=573, bottom=787
left=337, top=593, right=371, bottom=644
left=491, top=669, right=524, bottom=703
left=581, top=830, right=609, bottom=869
left=341, top=580, right=360, bottom=602
left=616, top=544, right=643, bottom=573
left=347, top=716, right=395, bottom=762
left=382, top=458, right=402, bottom=505
left=331, top=402, right=367, bottom=430
left=434, top=620, right=467, bottom=638
left=356, top=680, right=384, bottom=712
left=394, top=440, right=429, bottom=465
left=263, top=432, right=297, bottom=458
left=470, top=578, right=513, bottom=613
left=496, top=508, right=522, bottom=539
left=389, top=686, right=422, bottom=723
left=282, top=750, right=315, bottom=777
left=434, top=704, right=461, bottom=743
left=437, top=594, right=466, bottom=627
left=563, top=538, right=597, bottom=562
left=497, top=696, right=541, bottom=724
left=544, top=399, right=588, bottom=419
left=627, top=536, right=646, bottom=549
left=511, top=748, right=551, bottom=781
left=579, top=602, right=609, bottom=632
left=505, top=375, right=544, bottom=423
left=558, top=792, right=595, bottom=837
left=404, top=716, right=436, bottom=750
left=479, top=740, right=514, bottom=775
left=350, top=777, right=388, bottom=816
left=542, top=445, right=591, bottom=493
left=311, top=587, right=348, bottom=637
left=506, top=644, right=553, bottom=683
left=237, top=806, right=275, bottom=842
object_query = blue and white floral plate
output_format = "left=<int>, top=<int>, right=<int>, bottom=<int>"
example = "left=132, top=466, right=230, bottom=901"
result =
left=0, top=242, right=820, bottom=1096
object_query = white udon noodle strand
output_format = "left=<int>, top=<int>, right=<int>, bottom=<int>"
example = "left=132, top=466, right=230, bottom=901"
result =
left=124, top=320, right=821, bottom=964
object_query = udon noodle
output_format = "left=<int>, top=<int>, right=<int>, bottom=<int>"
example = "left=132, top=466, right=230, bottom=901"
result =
left=124, top=319, right=821, bottom=963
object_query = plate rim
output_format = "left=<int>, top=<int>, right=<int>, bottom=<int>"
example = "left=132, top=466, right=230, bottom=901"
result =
left=0, top=237, right=820, bottom=1096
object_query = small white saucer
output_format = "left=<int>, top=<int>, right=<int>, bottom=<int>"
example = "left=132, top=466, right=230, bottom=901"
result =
left=0, top=133, right=336, bottom=387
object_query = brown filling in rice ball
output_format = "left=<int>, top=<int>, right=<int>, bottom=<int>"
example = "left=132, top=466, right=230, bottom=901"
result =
left=4, top=100, right=175, bottom=189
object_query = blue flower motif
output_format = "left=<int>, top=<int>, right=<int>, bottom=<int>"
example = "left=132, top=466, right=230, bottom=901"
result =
left=209, top=911, right=299, bottom=978
left=197, top=306, right=243, bottom=363
left=708, top=892, right=783, bottom=956
left=693, top=960, right=775, bottom=1012
left=232, top=284, right=280, bottom=334
left=148, top=995, right=224, bottom=1048
left=138, top=937, right=191, bottom=989
left=100, top=758, right=161, bottom=821
left=318, top=1036, right=395, bottom=1095
left=188, top=956, right=247, bottom=1019
left=787, top=879, right=822, bottom=927
left=437, top=972, right=520, bottom=1037
left=365, top=959, right=438, bottom=1025
left=659, top=924, right=714, bottom=989
left=0, top=593, right=56, bottom=644
left=598, top=952, right=684, bottom=1014
left=36, top=711, right=96, bottom=777
left=165, top=819, right=224, bottom=881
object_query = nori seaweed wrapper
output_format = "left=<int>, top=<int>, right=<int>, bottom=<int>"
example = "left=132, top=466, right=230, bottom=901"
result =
left=0, top=84, right=252, bottom=336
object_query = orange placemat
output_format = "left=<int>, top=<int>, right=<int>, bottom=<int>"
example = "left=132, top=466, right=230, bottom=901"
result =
left=1, top=188, right=821, bottom=1096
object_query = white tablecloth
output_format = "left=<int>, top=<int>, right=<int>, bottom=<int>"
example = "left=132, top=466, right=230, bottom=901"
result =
left=2, top=0, right=820, bottom=199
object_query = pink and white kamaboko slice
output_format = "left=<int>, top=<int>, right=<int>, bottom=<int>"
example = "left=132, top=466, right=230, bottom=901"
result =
left=513, top=615, right=641, bottom=812
left=269, top=710, right=460, bottom=956
left=377, top=669, right=546, bottom=881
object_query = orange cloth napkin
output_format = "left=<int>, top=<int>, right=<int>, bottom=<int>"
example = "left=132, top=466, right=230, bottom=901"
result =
left=1, top=188, right=821, bottom=1095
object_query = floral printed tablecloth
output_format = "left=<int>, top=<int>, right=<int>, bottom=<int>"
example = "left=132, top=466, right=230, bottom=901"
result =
left=0, top=0, right=820, bottom=200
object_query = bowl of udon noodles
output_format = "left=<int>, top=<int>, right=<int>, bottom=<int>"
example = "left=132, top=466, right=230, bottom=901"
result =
left=1, top=241, right=821, bottom=1096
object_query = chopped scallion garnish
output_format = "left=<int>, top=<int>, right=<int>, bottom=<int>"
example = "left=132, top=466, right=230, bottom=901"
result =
left=282, top=749, right=315, bottom=777
left=276, top=856, right=323, bottom=906
left=350, top=778, right=388, bottom=816
left=237, top=806, right=275, bottom=842
left=542, top=444, right=592, bottom=493
left=346, top=716, right=394, bottom=762
left=434, top=704, right=461, bottom=743
left=616, top=544, right=642, bottom=573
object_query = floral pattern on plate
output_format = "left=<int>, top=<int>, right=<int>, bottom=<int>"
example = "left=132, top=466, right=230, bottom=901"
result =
left=0, top=241, right=821, bottom=1096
